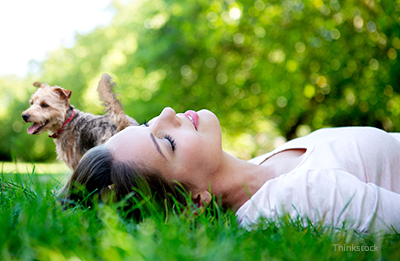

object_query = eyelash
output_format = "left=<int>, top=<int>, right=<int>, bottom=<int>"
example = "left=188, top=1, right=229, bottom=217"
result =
left=142, top=120, right=176, bottom=151
left=164, top=135, right=176, bottom=151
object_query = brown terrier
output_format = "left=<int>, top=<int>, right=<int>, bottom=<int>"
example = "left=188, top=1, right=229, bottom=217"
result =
left=22, top=74, right=138, bottom=170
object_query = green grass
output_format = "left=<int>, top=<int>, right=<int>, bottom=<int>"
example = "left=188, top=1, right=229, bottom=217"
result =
left=0, top=166, right=399, bottom=260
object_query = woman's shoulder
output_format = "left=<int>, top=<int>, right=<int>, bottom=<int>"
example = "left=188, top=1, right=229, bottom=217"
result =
left=248, top=126, right=394, bottom=166
left=236, top=168, right=372, bottom=230
left=278, top=126, right=391, bottom=150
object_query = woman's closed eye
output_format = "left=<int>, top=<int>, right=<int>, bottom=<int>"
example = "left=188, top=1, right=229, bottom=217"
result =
left=141, top=120, right=150, bottom=127
left=164, top=135, right=176, bottom=151
left=142, top=118, right=157, bottom=127
left=142, top=120, right=176, bottom=151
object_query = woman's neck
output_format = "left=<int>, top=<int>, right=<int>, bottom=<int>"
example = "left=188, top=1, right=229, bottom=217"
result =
left=209, top=152, right=274, bottom=211
left=209, top=149, right=307, bottom=210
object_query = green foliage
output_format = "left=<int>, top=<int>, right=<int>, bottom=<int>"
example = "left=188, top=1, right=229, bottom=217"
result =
left=1, top=171, right=399, bottom=260
left=1, top=0, right=400, bottom=162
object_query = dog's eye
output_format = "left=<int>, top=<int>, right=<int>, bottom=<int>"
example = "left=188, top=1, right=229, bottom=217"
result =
left=41, top=103, right=49, bottom=108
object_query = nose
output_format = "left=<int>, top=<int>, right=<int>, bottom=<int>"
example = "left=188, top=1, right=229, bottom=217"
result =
left=153, top=107, right=181, bottom=130
left=22, top=113, right=30, bottom=122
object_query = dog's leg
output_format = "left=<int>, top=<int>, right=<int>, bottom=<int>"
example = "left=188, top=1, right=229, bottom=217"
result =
left=97, top=74, right=131, bottom=131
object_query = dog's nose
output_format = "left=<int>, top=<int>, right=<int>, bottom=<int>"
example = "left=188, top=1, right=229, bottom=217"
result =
left=22, top=114, right=30, bottom=122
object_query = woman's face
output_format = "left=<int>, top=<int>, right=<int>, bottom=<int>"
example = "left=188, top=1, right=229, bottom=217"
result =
left=105, top=107, right=223, bottom=189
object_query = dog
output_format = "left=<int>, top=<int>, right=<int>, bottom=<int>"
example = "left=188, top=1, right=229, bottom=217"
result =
left=22, top=74, right=138, bottom=170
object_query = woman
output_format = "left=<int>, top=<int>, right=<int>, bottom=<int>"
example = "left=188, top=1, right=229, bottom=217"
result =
left=60, top=107, right=400, bottom=233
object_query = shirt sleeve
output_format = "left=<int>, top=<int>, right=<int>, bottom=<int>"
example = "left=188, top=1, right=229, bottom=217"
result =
left=238, top=168, right=400, bottom=233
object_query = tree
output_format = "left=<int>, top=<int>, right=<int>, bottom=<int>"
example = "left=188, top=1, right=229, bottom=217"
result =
left=1, top=0, right=399, bottom=162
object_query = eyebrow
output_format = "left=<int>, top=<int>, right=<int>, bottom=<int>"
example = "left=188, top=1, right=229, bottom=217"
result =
left=150, top=133, right=167, bottom=160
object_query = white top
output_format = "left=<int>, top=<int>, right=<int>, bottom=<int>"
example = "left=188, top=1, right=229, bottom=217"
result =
left=237, top=127, right=400, bottom=233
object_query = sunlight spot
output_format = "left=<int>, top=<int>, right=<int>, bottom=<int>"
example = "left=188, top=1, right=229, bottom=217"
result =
left=229, top=7, right=242, bottom=20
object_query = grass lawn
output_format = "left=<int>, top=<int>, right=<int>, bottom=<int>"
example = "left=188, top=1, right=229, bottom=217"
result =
left=0, top=164, right=399, bottom=260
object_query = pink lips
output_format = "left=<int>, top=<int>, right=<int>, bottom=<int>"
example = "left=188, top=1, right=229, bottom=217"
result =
left=184, top=110, right=199, bottom=130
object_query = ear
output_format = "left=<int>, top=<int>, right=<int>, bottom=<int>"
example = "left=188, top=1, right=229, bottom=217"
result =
left=192, top=190, right=212, bottom=208
left=33, top=82, right=45, bottom=88
left=53, top=87, right=72, bottom=100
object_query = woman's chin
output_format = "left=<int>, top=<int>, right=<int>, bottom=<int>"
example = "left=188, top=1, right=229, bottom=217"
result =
left=198, top=109, right=218, bottom=120
left=197, top=109, right=221, bottom=133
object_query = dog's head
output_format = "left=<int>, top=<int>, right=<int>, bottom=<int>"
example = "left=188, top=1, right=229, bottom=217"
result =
left=22, top=82, right=72, bottom=135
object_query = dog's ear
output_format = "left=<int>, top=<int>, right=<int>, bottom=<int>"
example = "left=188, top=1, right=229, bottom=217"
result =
left=53, top=87, right=72, bottom=100
left=33, top=82, right=45, bottom=88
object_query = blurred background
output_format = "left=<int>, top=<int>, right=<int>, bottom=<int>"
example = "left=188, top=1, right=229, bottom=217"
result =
left=1, top=0, right=399, bottom=168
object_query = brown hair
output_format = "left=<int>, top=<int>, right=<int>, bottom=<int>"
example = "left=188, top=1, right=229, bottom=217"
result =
left=59, top=144, right=191, bottom=219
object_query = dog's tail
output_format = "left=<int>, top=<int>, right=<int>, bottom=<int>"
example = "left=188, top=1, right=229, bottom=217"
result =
left=97, top=74, right=131, bottom=131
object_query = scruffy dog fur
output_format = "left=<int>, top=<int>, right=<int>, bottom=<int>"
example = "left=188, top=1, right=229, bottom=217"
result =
left=22, top=74, right=138, bottom=170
